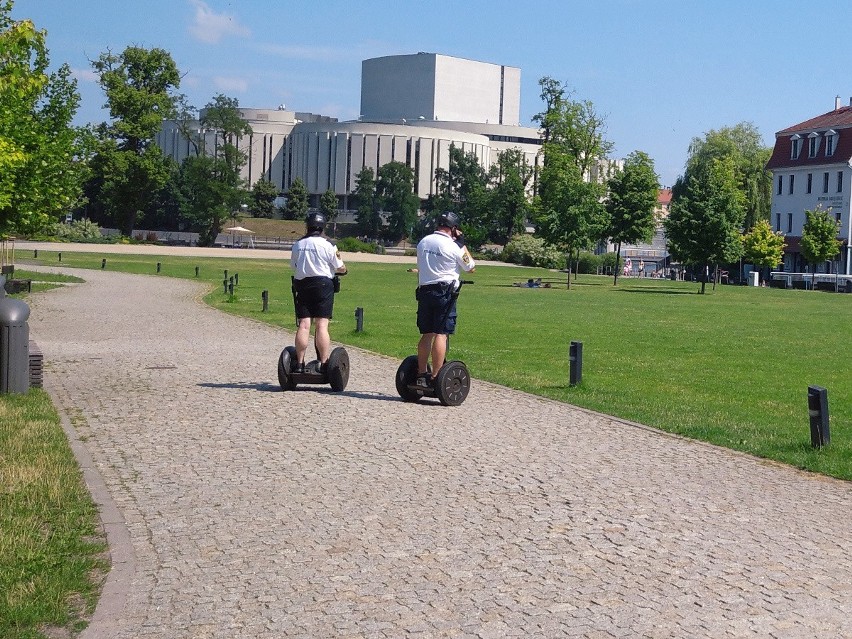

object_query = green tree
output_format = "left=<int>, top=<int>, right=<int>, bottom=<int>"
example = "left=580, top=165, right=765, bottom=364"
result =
left=424, top=146, right=489, bottom=246
left=0, top=2, right=89, bottom=235
left=249, top=178, right=278, bottom=218
left=665, top=157, right=745, bottom=294
left=90, top=45, right=180, bottom=235
left=352, top=167, right=379, bottom=238
left=376, top=161, right=419, bottom=241
left=487, top=148, right=533, bottom=244
left=319, top=189, right=339, bottom=235
left=742, top=219, right=786, bottom=272
left=172, top=95, right=250, bottom=244
left=683, top=123, right=772, bottom=229
left=800, top=206, right=842, bottom=274
left=533, top=77, right=612, bottom=287
left=284, top=177, right=309, bottom=221
left=605, top=151, right=660, bottom=285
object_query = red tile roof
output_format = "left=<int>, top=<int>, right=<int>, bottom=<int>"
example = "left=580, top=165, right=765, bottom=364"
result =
left=657, top=188, right=672, bottom=205
left=777, top=105, right=852, bottom=134
left=766, top=106, right=852, bottom=170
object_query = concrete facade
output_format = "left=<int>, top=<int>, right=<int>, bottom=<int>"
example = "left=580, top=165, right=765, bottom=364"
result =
left=156, top=53, right=542, bottom=211
left=766, top=98, right=852, bottom=275
left=360, top=53, right=521, bottom=126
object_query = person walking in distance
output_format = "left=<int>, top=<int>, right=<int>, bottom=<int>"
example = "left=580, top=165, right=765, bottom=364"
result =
left=414, top=211, right=476, bottom=388
left=290, top=212, right=347, bottom=373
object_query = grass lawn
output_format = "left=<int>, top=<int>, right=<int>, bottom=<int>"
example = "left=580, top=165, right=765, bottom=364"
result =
left=0, top=389, right=106, bottom=639
left=18, top=249, right=852, bottom=481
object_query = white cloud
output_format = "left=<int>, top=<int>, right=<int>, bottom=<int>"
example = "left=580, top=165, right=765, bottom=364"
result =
left=71, top=67, right=99, bottom=83
left=212, top=76, right=248, bottom=93
left=254, top=43, right=343, bottom=62
left=188, top=0, right=250, bottom=44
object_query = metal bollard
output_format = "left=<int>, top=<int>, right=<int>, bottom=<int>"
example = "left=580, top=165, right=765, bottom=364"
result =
left=195, top=266, right=199, bottom=278
left=33, top=249, right=38, bottom=258
left=355, top=307, right=364, bottom=332
left=58, top=252, right=62, bottom=262
left=808, top=386, right=830, bottom=448
left=262, top=290, right=269, bottom=312
left=234, top=273, right=239, bottom=286
left=102, top=258, right=107, bottom=269
left=224, top=269, right=228, bottom=281
left=228, top=281, right=234, bottom=296
left=0, top=275, right=30, bottom=394
left=156, top=262, right=161, bottom=273
left=223, top=278, right=228, bottom=294
left=569, top=340, right=583, bottom=386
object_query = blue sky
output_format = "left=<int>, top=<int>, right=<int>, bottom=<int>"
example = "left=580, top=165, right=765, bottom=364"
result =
left=11, top=0, right=851, bottom=187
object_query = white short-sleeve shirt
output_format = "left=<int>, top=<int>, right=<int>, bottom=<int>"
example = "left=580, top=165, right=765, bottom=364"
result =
left=416, top=231, right=475, bottom=286
left=290, top=235, right=344, bottom=280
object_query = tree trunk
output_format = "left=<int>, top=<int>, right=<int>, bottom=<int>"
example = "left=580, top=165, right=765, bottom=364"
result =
left=613, top=241, right=622, bottom=286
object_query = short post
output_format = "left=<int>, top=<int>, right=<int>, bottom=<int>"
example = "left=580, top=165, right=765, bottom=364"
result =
left=33, top=249, right=38, bottom=258
left=355, top=307, right=364, bottom=332
left=101, top=258, right=107, bottom=269
left=224, top=269, right=228, bottom=281
left=156, top=262, right=161, bottom=273
left=58, top=252, right=62, bottom=262
left=808, top=385, right=830, bottom=448
left=569, top=340, right=583, bottom=386
left=228, top=280, right=234, bottom=296
left=261, top=290, right=269, bottom=312
left=195, top=266, right=199, bottom=278
left=223, top=278, right=228, bottom=294
left=234, top=273, right=239, bottom=286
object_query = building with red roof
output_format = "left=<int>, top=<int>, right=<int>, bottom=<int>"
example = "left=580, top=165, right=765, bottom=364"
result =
left=766, top=97, right=852, bottom=275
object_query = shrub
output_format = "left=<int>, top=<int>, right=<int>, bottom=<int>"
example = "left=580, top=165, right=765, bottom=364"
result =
left=51, top=219, right=103, bottom=242
left=501, top=235, right=566, bottom=269
left=574, top=251, right=600, bottom=274
left=334, top=236, right=380, bottom=254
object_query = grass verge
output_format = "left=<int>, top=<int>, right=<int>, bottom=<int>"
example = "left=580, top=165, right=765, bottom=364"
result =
left=0, top=389, right=107, bottom=639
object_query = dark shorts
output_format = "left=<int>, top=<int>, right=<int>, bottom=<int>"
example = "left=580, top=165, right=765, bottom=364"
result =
left=294, top=276, right=335, bottom=319
left=416, top=283, right=457, bottom=334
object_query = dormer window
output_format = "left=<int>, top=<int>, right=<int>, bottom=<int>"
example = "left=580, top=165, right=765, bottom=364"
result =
left=790, top=134, right=802, bottom=159
left=808, top=132, right=821, bottom=158
left=825, top=129, right=838, bottom=157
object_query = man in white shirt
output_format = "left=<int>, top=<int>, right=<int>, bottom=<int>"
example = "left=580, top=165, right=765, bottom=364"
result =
left=415, top=211, right=476, bottom=387
left=290, top=212, right=347, bottom=373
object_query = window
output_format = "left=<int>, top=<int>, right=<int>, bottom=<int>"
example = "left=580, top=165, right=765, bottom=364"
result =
left=809, top=132, right=820, bottom=157
left=776, top=213, right=781, bottom=231
left=825, top=129, right=838, bottom=156
left=838, top=171, right=843, bottom=193
left=789, top=174, right=795, bottom=194
left=790, top=134, right=802, bottom=159
left=837, top=211, right=842, bottom=223
left=777, top=175, right=783, bottom=195
left=823, top=172, right=830, bottom=193
left=807, top=173, right=813, bottom=193
left=787, top=213, right=793, bottom=233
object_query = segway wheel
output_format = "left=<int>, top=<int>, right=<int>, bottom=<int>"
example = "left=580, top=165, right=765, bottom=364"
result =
left=277, top=346, right=297, bottom=391
left=395, top=355, right=425, bottom=402
left=434, top=360, right=470, bottom=406
left=327, top=346, right=350, bottom=392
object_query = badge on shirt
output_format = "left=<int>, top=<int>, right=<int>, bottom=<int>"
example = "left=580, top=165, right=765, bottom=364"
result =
left=462, top=251, right=471, bottom=264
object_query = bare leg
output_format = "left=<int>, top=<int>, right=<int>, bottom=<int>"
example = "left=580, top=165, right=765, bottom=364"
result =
left=295, top=317, right=312, bottom=364
left=417, top=333, right=434, bottom=375
left=314, top=317, right=331, bottom=363
left=430, top=334, right=448, bottom=374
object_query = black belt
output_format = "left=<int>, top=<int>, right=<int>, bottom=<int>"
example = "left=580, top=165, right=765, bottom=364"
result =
left=418, top=282, right=453, bottom=291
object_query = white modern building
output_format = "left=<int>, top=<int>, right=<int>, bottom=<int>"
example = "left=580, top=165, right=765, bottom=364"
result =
left=766, top=97, right=852, bottom=275
left=156, top=53, right=543, bottom=210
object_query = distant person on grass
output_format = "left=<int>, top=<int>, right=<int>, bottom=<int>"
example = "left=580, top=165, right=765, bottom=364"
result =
left=290, top=212, right=347, bottom=373
left=414, top=211, right=476, bottom=388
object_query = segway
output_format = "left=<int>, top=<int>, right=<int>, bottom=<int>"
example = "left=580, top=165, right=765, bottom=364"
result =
left=278, top=273, right=350, bottom=392
left=395, top=280, right=472, bottom=406
left=278, top=344, right=350, bottom=392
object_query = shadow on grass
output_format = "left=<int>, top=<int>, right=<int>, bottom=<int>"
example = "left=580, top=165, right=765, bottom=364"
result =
left=617, top=287, right=697, bottom=295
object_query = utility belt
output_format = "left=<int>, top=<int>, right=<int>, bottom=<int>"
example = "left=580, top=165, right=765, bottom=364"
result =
left=417, top=281, right=455, bottom=292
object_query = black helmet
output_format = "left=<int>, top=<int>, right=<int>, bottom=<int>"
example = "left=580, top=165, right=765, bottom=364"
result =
left=437, top=211, right=461, bottom=229
left=306, top=212, right=325, bottom=233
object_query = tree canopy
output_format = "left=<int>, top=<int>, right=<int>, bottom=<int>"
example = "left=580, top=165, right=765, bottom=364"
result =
left=0, top=1, right=88, bottom=235
left=742, top=219, right=786, bottom=271
left=605, top=150, right=660, bottom=285
left=800, top=207, right=842, bottom=272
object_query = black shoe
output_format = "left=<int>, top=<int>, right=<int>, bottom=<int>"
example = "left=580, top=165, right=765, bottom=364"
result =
left=306, top=360, right=323, bottom=375
left=415, top=373, right=431, bottom=388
